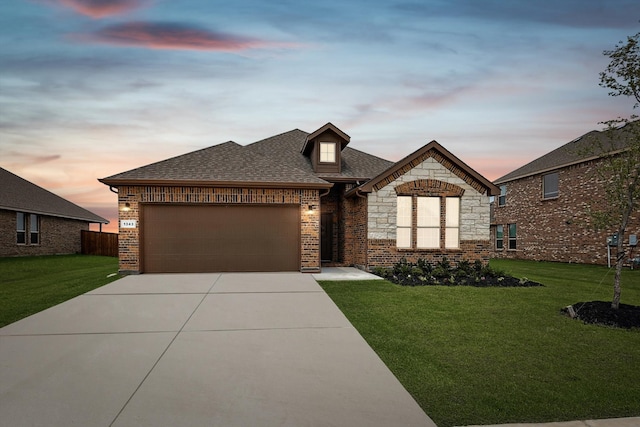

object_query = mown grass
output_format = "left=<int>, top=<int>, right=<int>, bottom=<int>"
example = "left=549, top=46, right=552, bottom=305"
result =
left=319, top=259, right=640, bottom=427
left=0, top=255, right=119, bottom=327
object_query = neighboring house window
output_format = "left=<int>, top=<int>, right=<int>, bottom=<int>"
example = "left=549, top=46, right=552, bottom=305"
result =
left=496, top=224, right=504, bottom=249
left=397, top=195, right=460, bottom=249
left=445, top=198, right=460, bottom=249
left=17, top=212, right=26, bottom=244
left=396, top=196, right=412, bottom=248
left=417, top=197, right=440, bottom=248
left=542, top=172, right=559, bottom=199
left=319, top=142, right=336, bottom=163
left=508, top=223, right=517, bottom=249
left=498, top=185, right=506, bottom=206
left=30, top=214, right=39, bottom=245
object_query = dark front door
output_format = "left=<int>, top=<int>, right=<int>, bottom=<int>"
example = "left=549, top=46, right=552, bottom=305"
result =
left=321, top=213, right=333, bottom=262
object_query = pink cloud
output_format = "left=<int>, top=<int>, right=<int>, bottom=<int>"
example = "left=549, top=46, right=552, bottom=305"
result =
left=74, top=22, right=299, bottom=51
left=46, top=0, right=146, bottom=18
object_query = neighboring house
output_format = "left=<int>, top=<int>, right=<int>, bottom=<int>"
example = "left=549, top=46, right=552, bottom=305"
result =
left=0, top=167, right=109, bottom=256
left=492, top=125, right=640, bottom=265
left=100, top=123, right=498, bottom=274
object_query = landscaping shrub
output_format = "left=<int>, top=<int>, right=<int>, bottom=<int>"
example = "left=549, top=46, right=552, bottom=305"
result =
left=373, top=257, right=543, bottom=287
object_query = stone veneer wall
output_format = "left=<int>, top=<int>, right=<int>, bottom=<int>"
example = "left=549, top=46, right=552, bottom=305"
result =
left=117, top=186, right=320, bottom=273
left=366, top=157, right=492, bottom=268
left=0, top=209, right=89, bottom=256
left=493, top=158, right=640, bottom=265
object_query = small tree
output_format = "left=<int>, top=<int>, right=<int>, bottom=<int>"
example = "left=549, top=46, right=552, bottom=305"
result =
left=596, top=30, right=640, bottom=309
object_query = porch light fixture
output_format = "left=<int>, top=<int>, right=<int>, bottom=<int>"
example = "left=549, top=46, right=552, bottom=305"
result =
left=122, top=202, right=131, bottom=212
left=307, top=204, right=314, bottom=213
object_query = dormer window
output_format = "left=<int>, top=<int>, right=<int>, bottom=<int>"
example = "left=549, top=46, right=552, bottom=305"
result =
left=301, top=123, right=350, bottom=174
left=320, top=142, right=336, bottom=163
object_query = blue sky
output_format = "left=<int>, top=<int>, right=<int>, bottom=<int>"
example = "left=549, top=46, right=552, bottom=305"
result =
left=1, top=0, right=638, bottom=231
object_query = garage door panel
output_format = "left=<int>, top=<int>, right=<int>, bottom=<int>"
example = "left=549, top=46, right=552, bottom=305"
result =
left=142, top=205, right=300, bottom=273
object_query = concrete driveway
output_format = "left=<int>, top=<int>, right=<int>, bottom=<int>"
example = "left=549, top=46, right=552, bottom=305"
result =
left=0, top=272, right=436, bottom=427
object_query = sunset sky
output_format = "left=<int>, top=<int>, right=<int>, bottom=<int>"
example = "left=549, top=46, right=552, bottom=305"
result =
left=1, top=0, right=639, bottom=232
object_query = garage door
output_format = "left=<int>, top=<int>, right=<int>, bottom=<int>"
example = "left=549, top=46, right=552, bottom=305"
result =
left=142, top=204, right=300, bottom=273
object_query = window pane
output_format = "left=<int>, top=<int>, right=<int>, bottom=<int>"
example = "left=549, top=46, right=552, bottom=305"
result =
left=417, top=197, right=439, bottom=227
left=17, top=212, right=25, bottom=231
left=445, top=227, right=459, bottom=248
left=498, top=185, right=507, bottom=206
left=543, top=173, right=558, bottom=198
left=508, top=223, right=517, bottom=250
left=496, top=224, right=503, bottom=238
left=417, top=228, right=439, bottom=248
left=397, top=196, right=412, bottom=227
left=397, top=228, right=411, bottom=248
left=17, top=213, right=26, bottom=244
left=446, top=198, right=459, bottom=227
left=496, top=240, right=504, bottom=249
left=30, top=214, right=39, bottom=232
left=320, top=142, right=336, bottom=162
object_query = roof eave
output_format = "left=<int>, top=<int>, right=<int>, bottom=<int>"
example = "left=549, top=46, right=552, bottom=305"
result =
left=0, top=205, right=109, bottom=224
left=99, top=178, right=333, bottom=190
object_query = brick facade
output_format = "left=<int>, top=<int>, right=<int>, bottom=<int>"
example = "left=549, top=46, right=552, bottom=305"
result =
left=493, top=158, right=640, bottom=265
left=0, top=208, right=89, bottom=256
left=116, top=186, right=320, bottom=273
left=367, top=239, right=492, bottom=267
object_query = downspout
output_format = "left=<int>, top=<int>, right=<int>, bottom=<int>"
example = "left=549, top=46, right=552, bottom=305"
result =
left=109, top=186, right=118, bottom=194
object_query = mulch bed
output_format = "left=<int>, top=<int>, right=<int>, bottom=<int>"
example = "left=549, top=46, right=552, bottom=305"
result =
left=562, top=301, right=640, bottom=329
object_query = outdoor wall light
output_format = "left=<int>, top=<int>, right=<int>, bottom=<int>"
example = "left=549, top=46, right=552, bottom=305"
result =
left=122, top=202, right=131, bottom=212
left=307, top=204, right=314, bottom=213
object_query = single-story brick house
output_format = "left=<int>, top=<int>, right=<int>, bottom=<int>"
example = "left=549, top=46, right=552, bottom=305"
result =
left=0, top=167, right=109, bottom=256
left=492, top=124, right=640, bottom=265
left=100, top=123, right=498, bottom=274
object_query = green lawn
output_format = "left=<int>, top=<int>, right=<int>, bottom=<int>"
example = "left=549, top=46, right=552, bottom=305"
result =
left=319, top=259, right=640, bottom=427
left=0, top=255, right=119, bottom=327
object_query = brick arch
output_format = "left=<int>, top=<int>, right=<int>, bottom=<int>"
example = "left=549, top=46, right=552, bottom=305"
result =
left=394, top=179, right=465, bottom=197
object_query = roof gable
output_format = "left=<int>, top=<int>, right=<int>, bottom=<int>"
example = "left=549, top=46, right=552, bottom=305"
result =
left=356, top=141, right=499, bottom=196
left=495, top=123, right=636, bottom=184
left=0, top=167, right=108, bottom=223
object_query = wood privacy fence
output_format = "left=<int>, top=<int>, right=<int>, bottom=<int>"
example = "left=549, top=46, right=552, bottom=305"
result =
left=81, top=230, right=118, bottom=257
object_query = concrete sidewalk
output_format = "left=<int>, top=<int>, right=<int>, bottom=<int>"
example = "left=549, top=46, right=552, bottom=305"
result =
left=0, top=272, right=436, bottom=427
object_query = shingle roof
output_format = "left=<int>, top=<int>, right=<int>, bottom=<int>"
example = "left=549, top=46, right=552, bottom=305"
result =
left=100, top=129, right=394, bottom=188
left=0, top=167, right=108, bottom=223
left=494, top=123, right=636, bottom=184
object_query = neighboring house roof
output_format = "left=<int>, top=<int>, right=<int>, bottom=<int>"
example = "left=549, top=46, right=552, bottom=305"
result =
left=494, top=123, right=636, bottom=184
left=354, top=141, right=500, bottom=196
left=0, top=167, right=108, bottom=223
left=100, top=128, right=394, bottom=188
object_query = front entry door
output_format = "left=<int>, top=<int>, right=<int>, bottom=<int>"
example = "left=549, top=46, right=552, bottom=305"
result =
left=321, top=213, right=333, bottom=262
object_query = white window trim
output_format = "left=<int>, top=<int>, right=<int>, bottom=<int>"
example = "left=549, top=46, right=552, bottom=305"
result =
left=396, top=196, right=412, bottom=248
left=417, top=197, right=440, bottom=249
left=396, top=195, right=461, bottom=250
left=445, top=197, right=460, bottom=249
left=319, top=142, right=336, bottom=163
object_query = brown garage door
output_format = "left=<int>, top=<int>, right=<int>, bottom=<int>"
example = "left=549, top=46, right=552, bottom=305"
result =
left=142, top=204, right=300, bottom=273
